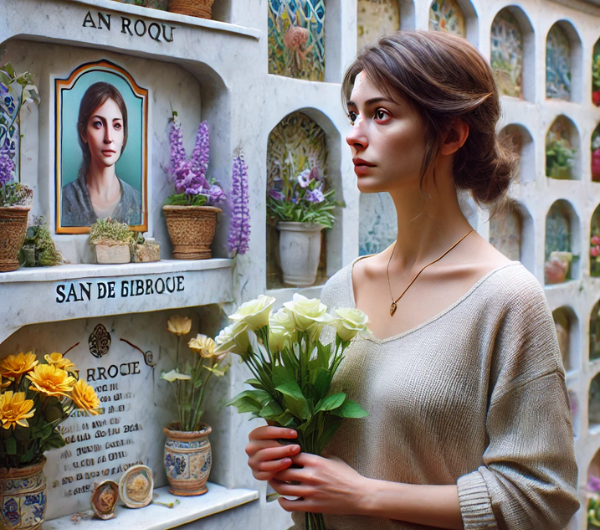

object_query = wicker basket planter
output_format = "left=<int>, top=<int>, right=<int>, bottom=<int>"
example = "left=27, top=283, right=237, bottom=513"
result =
left=0, top=206, right=31, bottom=272
left=162, top=205, right=221, bottom=260
left=168, top=0, right=215, bottom=19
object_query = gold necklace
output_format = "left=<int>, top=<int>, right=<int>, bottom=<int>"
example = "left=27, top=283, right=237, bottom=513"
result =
left=387, top=229, right=474, bottom=317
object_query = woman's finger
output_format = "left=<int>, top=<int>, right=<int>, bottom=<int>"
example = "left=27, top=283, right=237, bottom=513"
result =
left=268, top=479, right=309, bottom=498
left=249, top=426, right=297, bottom=441
left=272, top=467, right=307, bottom=483
left=278, top=496, right=320, bottom=513
left=250, top=444, right=300, bottom=465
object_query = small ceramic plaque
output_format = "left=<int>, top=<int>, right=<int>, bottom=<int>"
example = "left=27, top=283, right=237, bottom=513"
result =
left=119, top=465, right=153, bottom=508
left=91, top=480, right=119, bottom=520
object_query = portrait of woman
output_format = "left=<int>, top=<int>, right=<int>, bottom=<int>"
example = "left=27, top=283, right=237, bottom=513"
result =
left=61, top=82, right=142, bottom=227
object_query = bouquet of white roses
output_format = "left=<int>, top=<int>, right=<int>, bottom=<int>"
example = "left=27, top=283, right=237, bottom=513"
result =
left=216, top=294, right=371, bottom=530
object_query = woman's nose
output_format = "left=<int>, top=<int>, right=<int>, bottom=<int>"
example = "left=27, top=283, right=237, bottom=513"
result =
left=104, top=127, right=113, bottom=144
left=346, top=119, right=368, bottom=150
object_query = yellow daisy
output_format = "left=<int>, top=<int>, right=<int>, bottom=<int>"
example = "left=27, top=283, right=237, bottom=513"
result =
left=70, top=380, right=101, bottom=416
left=0, top=352, right=38, bottom=379
left=44, top=353, right=78, bottom=373
left=188, top=334, right=217, bottom=358
left=167, top=315, right=192, bottom=336
left=27, top=364, right=76, bottom=397
left=0, top=391, right=35, bottom=429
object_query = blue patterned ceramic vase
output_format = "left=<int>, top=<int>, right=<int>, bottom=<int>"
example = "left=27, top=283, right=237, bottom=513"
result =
left=163, top=424, right=212, bottom=496
left=0, top=459, right=47, bottom=530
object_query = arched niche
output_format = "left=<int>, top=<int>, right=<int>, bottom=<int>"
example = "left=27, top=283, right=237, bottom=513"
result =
left=265, top=110, right=343, bottom=289
left=590, top=373, right=600, bottom=428
left=268, top=0, right=326, bottom=82
left=490, top=7, right=534, bottom=101
left=590, top=300, right=600, bottom=361
left=545, top=21, right=583, bottom=103
left=590, top=204, right=600, bottom=277
left=544, top=200, right=580, bottom=285
left=552, top=306, right=578, bottom=373
left=357, top=0, right=416, bottom=49
left=592, top=123, right=600, bottom=182
left=593, top=39, right=600, bottom=107
left=499, top=123, right=535, bottom=184
left=428, top=0, right=478, bottom=46
left=359, top=193, right=397, bottom=256
left=545, top=116, right=580, bottom=180
left=489, top=206, right=522, bottom=262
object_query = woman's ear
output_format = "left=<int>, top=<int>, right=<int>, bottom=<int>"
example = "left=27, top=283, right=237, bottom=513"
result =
left=79, top=127, right=88, bottom=145
left=440, top=120, right=469, bottom=155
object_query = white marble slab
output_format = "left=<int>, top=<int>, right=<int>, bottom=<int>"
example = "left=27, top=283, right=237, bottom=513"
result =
left=42, top=483, right=259, bottom=530
left=68, top=0, right=261, bottom=39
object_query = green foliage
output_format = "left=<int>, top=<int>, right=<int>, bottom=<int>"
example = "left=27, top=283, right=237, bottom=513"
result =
left=0, top=182, right=31, bottom=208
left=164, top=193, right=208, bottom=207
left=546, top=137, right=576, bottom=176
left=19, top=216, right=62, bottom=267
left=593, top=54, right=600, bottom=92
left=89, top=218, right=136, bottom=254
left=589, top=494, right=600, bottom=527
left=267, top=188, right=338, bottom=228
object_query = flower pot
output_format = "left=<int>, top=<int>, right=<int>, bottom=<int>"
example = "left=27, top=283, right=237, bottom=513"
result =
left=162, top=205, right=221, bottom=260
left=168, top=0, right=215, bottom=18
left=93, top=242, right=131, bottom=264
left=277, top=222, right=324, bottom=286
left=163, top=423, right=212, bottom=496
left=0, top=458, right=47, bottom=530
left=0, top=206, right=31, bottom=272
left=548, top=165, right=572, bottom=180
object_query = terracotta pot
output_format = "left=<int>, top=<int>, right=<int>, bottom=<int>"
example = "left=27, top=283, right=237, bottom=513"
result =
left=93, top=242, right=132, bottom=264
left=163, top=423, right=212, bottom=496
left=162, top=205, right=221, bottom=260
left=0, top=206, right=31, bottom=272
left=168, top=0, right=215, bottom=19
left=277, top=222, right=324, bottom=286
left=0, top=458, right=47, bottom=530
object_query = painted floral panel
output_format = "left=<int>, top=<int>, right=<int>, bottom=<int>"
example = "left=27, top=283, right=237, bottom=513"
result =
left=429, top=0, right=466, bottom=38
left=0, top=92, right=20, bottom=181
left=268, top=0, right=326, bottom=81
left=546, top=24, right=571, bottom=100
left=359, top=193, right=397, bottom=256
left=491, top=9, right=523, bottom=98
left=593, top=40, right=600, bottom=106
left=591, top=204, right=600, bottom=277
left=489, top=209, right=521, bottom=262
left=546, top=117, right=576, bottom=180
left=592, top=125, right=600, bottom=182
left=544, top=203, right=571, bottom=284
left=357, top=0, right=400, bottom=50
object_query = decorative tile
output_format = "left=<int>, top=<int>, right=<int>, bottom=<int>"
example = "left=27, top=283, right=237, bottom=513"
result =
left=0, top=92, right=20, bottom=181
left=429, top=0, right=465, bottom=37
left=489, top=208, right=521, bottom=262
left=544, top=202, right=572, bottom=284
left=359, top=193, right=397, bottom=256
left=357, top=0, right=400, bottom=50
left=593, top=40, right=600, bottom=106
left=546, top=117, right=576, bottom=180
left=491, top=9, right=523, bottom=98
left=268, top=0, right=326, bottom=81
left=546, top=24, right=571, bottom=100
left=591, top=303, right=600, bottom=361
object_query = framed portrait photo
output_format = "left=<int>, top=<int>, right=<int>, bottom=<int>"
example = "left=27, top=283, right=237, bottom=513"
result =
left=55, top=60, right=148, bottom=234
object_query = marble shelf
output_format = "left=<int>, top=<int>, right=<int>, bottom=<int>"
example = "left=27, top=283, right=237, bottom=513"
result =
left=42, top=483, right=259, bottom=530
left=69, top=0, right=261, bottom=40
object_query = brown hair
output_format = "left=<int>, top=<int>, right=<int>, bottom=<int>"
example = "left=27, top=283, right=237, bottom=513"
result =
left=77, top=82, right=128, bottom=179
left=342, top=30, right=517, bottom=206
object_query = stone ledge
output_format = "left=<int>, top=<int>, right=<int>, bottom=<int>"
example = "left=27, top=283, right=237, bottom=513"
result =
left=68, top=0, right=261, bottom=39
left=42, top=483, right=259, bottom=530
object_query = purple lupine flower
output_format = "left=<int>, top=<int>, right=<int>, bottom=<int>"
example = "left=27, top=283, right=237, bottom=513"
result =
left=305, top=189, right=325, bottom=203
left=297, top=169, right=311, bottom=188
left=268, top=189, right=285, bottom=201
left=0, top=148, right=15, bottom=185
left=227, top=155, right=251, bottom=255
left=173, top=161, right=192, bottom=194
left=589, top=475, right=600, bottom=493
left=209, top=184, right=225, bottom=205
left=169, top=120, right=187, bottom=178
left=192, top=121, right=210, bottom=177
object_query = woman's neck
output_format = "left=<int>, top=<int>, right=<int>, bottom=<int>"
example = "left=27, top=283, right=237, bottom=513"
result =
left=86, top=163, right=119, bottom=202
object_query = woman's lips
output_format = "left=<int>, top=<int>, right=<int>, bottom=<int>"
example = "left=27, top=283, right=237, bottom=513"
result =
left=353, top=158, right=375, bottom=176
left=102, top=150, right=116, bottom=156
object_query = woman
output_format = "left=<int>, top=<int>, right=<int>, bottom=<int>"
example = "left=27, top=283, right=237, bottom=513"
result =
left=62, top=82, right=142, bottom=227
left=246, top=31, right=580, bottom=529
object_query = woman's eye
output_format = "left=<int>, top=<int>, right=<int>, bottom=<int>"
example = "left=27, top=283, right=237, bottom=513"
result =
left=347, top=111, right=358, bottom=125
left=114, top=122, right=122, bottom=130
left=375, top=109, right=390, bottom=121
left=92, top=120, right=102, bottom=128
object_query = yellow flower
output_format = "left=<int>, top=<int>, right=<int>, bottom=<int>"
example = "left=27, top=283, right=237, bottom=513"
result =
left=0, top=391, right=35, bottom=429
left=70, top=379, right=101, bottom=416
left=167, top=316, right=192, bottom=336
left=188, top=334, right=217, bottom=358
left=44, top=353, right=78, bottom=373
left=27, top=364, right=76, bottom=397
left=0, top=352, right=38, bottom=379
left=0, top=375, right=10, bottom=389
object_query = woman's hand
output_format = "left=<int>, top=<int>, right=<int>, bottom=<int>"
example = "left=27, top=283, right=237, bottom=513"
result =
left=269, top=452, right=368, bottom=515
left=245, top=425, right=301, bottom=481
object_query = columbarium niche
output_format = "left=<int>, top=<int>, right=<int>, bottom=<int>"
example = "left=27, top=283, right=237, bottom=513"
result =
left=552, top=306, right=577, bottom=373
left=592, top=124, right=600, bottom=182
left=490, top=8, right=524, bottom=99
left=499, top=124, right=535, bottom=184
left=545, top=200, right=579, bottom=285
left=357, top=0, right=400, bottom=50
left=428, top=0, right=465, bottom=37
left=545, top=116, right=579, bottom=180
left=590, top=373, right=600, bottom=428
left=590, top=204, right=600, bottom=276
left=359, top=193, right=397, bottom=256
left=590, top=300, right=600, bottom=361
left=268, top=0, right=326, bottom=81
left=489, top=207, right=522, bottom=262
left=545, top=21, right=582, bottom=102
left=593, top=39, right=600, bottom=107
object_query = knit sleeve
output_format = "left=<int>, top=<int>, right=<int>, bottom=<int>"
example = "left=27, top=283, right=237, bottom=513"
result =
left=457, top=273, right=580, bottom=530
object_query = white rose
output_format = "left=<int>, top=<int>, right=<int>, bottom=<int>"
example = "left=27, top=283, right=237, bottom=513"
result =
left=229, top=295, right=276, bottom=330
left=268, top=323, right=291, bottom=352
left=270, top=308, right=296, bottom=332
left=332, top=308, right=371, bottom=342
left=283, top=294, right=334, bottom=332
left=215, top=321, right=250, bottom=357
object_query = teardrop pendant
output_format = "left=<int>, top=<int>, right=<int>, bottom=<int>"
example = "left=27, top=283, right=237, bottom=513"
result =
left=390, top=302, right=397, bottom=317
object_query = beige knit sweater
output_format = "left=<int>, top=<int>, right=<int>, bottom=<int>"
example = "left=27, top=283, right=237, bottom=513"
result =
left=291, top=260, right=579, bottom=530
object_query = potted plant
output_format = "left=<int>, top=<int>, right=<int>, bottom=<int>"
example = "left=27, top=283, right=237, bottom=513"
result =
left=0, top=351, right=100, bottom=529
left=267, top=154, right=338, bottom=286
left=545, top=136, right=576, bottom=180
left=0, top=63, right=40, bottom=272
left=544, top=250, right=573, bottom=284
left=164, top=113, right=225, bottom=259
left=114, top=0, right=169, bottom=9
left=89, top=218, right=135, bottom=264
left=161, top=316, right=228, bottom=496
left=169, top=0, right=215, bottom=19
left=19, top=216, right=63, bottom=268
left=593, top=52, right=600, bottom=107
left=592, top=129, right=600, bottom=182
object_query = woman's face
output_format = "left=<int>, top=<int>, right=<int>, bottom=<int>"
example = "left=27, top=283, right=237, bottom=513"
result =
left=346, top=72, right=427, bottom=194
left=83, top=97, right=124, bottom=169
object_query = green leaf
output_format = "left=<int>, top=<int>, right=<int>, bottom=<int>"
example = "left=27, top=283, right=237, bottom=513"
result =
left=5, top=437, right=16, bottom=455
left=226, top=393, right=264, bottom=414
left=272, top=365, right=295, bottom=388
left=231, top=390, right=274, bottom=406
left=259, top=401, right=284, bottom=420
left=275, top=381, right=310, bottom=420
left=40, top=431, right=66, bottom=452
left=331, top=399, right=368, bottom=418
left=5, top=63, right=14, bottom=78
left=315, top=392, right=346, bottom=413
left=245, top=378, right=265, bottom=390
left=272, top=410, right=297, bottom=427
left=312, top=368, right=332, bottom=400
left=317, top=417, right=342, bottom=454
